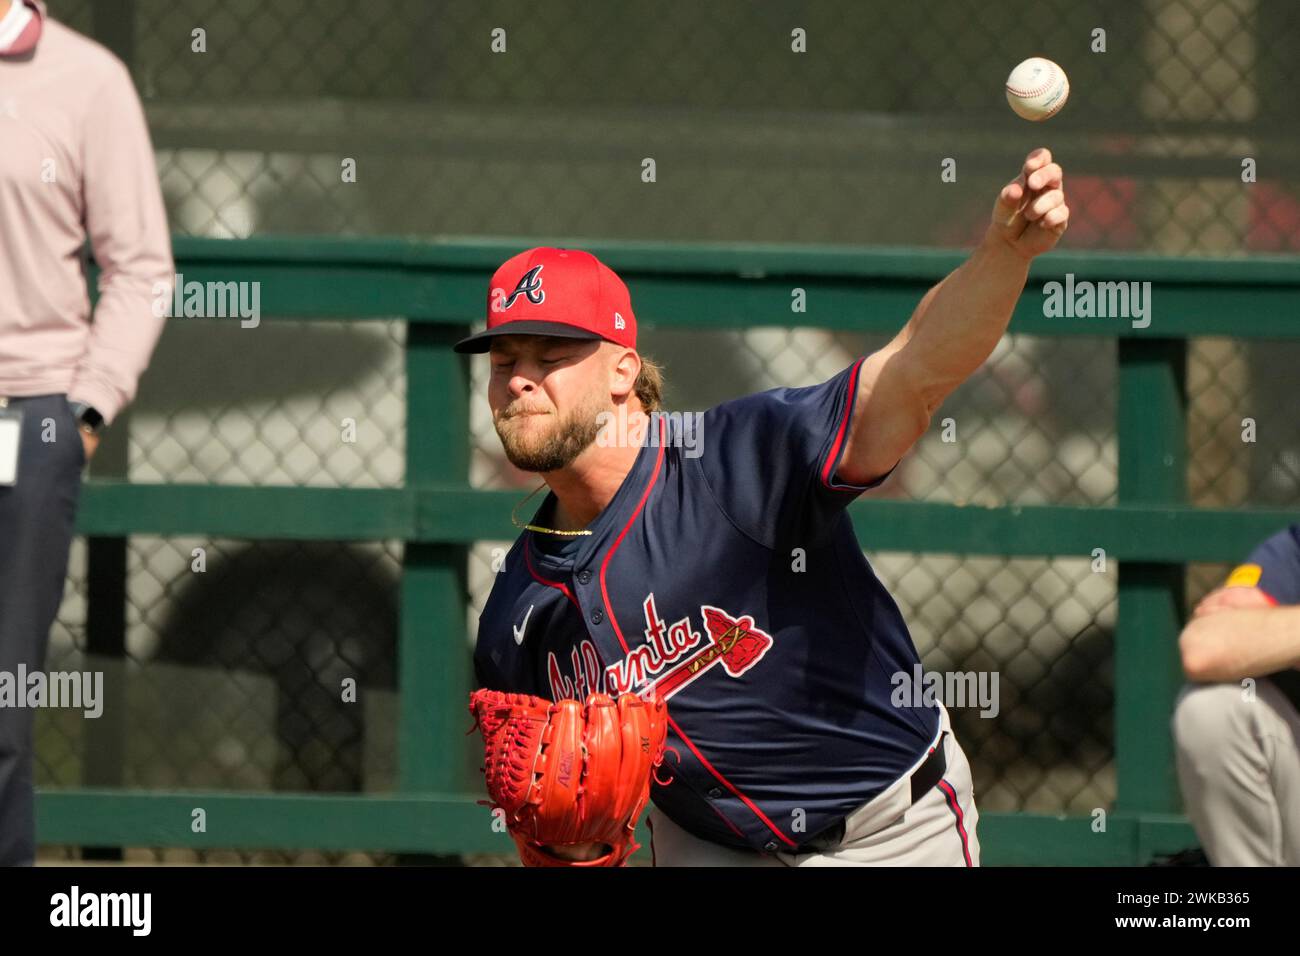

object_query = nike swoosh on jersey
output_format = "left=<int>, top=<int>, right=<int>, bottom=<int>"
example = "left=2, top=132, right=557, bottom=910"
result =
left=513, top=605, right=535, bottom=645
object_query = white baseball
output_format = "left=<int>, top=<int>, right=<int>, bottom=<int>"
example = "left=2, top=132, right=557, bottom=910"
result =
left=1005, top=57, right=1069, bottom=122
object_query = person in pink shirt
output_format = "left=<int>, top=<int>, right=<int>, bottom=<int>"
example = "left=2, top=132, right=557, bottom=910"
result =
left=0, top=0, right=173, bottom=865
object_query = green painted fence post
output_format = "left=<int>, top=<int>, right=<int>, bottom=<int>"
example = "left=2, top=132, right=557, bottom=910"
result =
left=1115, top=338, right=1187, bottom=818
left=399, top=322, right=473, bottom=793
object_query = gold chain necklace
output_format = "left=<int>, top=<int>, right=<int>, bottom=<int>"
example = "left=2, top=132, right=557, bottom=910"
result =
left=510, top=482, right=593, bottom=537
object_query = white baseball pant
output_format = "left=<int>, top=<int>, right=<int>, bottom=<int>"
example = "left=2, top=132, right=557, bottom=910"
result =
left=1172, top=678, right=1300, bottom=866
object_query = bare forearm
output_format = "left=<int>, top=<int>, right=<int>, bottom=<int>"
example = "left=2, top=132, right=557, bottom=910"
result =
left=1180, top=607, right=1300, bottom=683
left=899, top=233, right=1030, bottom=408
left=835, top=149, right=1066, bottom=482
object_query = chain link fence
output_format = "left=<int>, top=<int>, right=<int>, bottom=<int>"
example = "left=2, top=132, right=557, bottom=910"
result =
left=44, top=0, right=1300, bottom=252
left=33, top=0, right=1300, bottom=860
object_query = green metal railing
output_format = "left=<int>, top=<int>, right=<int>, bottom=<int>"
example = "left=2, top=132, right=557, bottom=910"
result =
left=37, top=236, right=1300, bottom=864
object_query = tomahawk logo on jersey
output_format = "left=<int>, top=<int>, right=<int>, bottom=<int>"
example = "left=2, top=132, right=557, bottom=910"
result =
left=542, top=598, right=774, bottom=701
left=474, top=358, right=942, bottom=853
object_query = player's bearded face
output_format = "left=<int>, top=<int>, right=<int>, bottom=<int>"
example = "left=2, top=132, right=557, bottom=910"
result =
left=494, top=376, right=608, bottom=473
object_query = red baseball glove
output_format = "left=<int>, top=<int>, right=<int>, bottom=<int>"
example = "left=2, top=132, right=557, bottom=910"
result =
left=468, top=689, right=668, bottom=867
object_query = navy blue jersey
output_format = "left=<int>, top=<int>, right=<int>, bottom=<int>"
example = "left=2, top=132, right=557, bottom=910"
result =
left=473, top=359, right=941, bottom=852
left=1234, top=524, right=1300, bottom=605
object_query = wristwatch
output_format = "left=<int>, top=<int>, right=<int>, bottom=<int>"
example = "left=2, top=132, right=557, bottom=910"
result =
left=68, top=400, right=105, bottom=436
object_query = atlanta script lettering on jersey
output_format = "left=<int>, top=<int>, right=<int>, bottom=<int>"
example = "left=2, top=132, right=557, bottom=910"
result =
left=546, top=594, right=774, bottom=701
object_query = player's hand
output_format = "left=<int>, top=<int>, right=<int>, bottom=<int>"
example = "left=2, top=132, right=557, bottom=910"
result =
left=988, top=148, right=1068, bottom=260
left=80, top=429, right=100, bottom=463
left=544, top=841, right=607, bottom=862
left=1192, top=586, right=1273, bottom=619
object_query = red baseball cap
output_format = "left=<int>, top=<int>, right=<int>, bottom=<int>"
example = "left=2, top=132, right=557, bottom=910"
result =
left=453, top=247, right=637, bottom=354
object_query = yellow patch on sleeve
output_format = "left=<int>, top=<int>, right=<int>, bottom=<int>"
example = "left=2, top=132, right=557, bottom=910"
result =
left=1225, top=564, right=1263, bottom=588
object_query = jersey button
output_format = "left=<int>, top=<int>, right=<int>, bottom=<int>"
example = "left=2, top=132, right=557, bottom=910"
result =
left=591, top=609, right=604, bottom=624
left=577, top=570, right=592, bottom=585
left=707, top=787, right=723, bottom=799
left=764, top=841, right=779, bottom=852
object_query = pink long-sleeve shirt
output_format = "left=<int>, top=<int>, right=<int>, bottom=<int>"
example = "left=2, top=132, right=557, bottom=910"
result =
left=0, top=0, right=172, bottom=424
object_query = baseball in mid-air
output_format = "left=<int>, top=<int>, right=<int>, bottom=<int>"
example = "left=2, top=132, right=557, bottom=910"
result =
left=1005, top=57, right=1069, bottom=121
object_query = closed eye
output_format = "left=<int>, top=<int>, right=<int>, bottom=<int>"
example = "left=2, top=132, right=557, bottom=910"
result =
left=490, top=352, right=574, bottom=370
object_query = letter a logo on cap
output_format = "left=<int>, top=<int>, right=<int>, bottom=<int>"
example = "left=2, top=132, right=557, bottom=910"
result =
left=453, top=246, right=638, bottom=354
left=502, top=266, right=545, bottom=310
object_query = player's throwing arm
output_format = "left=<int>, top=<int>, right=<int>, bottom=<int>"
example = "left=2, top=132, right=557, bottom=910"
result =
left=836, top=147, right=1069, bottom=486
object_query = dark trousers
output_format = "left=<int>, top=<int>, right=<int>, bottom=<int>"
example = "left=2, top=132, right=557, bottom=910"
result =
left=0, top=394, right=85, bottom=865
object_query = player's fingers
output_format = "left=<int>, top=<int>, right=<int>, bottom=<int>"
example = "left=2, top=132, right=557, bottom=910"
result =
left=992, top=180, right=1026, bottom=223
left=1193, top=594, right=1224, bottom=617
left=1024, top=189, right=1065, bottom=221
left=1026, top=162, right=1063, bottom=193
left=1202, top=587, right=1232, bottom=605
left=1041, top=204, right=1069, bottom=233
left=1022, top=148, right=1052, bottom=177
left=1193, top=590, right=1227, bottom=616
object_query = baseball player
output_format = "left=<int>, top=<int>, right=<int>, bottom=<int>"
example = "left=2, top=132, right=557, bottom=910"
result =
left=463, top=149, right=1069, bottom=866
left=1172, top=523, right=1300, bottom=866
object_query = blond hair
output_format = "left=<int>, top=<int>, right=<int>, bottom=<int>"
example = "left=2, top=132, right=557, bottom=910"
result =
left=633, top=355, right=664, bottom=413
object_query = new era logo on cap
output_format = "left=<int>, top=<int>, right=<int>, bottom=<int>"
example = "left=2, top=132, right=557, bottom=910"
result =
left=454, top=247, right=637, bottom=354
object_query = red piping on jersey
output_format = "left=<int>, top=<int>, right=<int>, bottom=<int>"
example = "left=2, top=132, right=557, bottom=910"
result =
left=705, top=794, right=749, bottom=841
left=1259, top=589, right=1280, bottom=607
left=599, top=414, right=668, bottom=657
left=597, top=415, right=798, bottom=850
left=523, top=542, right=580, bottom=608
left=937, top=778, right=974, bottom=867
left=820, top=357, right=866, bottom=489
